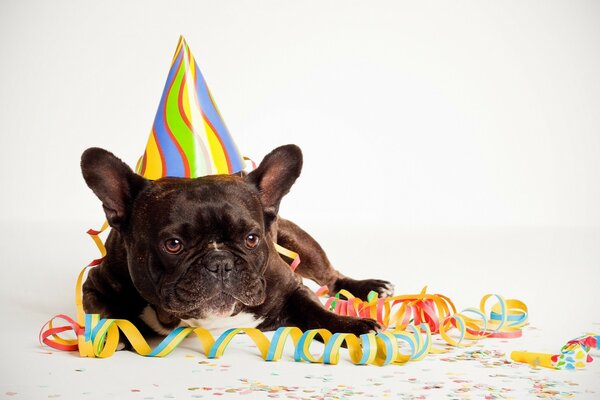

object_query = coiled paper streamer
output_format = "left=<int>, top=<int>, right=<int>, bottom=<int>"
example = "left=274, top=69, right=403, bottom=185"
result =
left=41, top=223, right=529, bottom=364
left=319, top=286, right=528, bottom=346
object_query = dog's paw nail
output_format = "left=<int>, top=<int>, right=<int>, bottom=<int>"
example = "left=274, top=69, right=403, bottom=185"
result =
left=377, top=282, right=395, bottom=298
left=370, top=325, right=382, bottom=334
left=116, top=342, right=126, bottom=351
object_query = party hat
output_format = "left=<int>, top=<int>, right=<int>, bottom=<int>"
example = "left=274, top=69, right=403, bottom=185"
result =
left=136, top=36, right=244, bottom=179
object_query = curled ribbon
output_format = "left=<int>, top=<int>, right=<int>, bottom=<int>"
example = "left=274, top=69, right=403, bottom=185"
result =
left=40, top=310, right=433, bottom=365
left=41, top=222, right=529, bottom=365
left=320, top=286, right=528, bottom=346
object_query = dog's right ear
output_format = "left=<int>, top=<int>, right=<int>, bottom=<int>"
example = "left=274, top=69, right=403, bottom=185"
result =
left=81, top=148, right=149, bottom=230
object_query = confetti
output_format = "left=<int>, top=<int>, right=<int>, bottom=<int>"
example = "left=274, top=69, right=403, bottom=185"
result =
left=440, top=349, right=516, bottom=368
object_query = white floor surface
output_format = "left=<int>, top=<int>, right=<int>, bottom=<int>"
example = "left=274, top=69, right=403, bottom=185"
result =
left=1, top=221, right=598, bottom=399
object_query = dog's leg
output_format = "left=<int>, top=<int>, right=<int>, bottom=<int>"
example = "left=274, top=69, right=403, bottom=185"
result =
left=275, top=218, right=394, bottom=299
left=271, top=285, right=381, bottom=335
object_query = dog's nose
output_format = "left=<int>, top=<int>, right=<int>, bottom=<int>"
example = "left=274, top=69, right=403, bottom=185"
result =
left=205, top=252, right=234, bottom=278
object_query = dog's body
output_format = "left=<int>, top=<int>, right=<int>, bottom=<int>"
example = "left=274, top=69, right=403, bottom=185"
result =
left=81, top=145, right=393, bottom=337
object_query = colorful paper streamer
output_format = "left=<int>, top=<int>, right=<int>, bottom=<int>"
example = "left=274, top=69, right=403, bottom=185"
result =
left=41, top=312, right=435, bottom=365
left=319, top=286, right=528, bottom=346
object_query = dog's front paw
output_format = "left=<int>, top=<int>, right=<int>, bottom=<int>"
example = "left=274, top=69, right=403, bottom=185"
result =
left=332, top=278, right=395, bottom=300
left=329, top=315, right=381, bottom=336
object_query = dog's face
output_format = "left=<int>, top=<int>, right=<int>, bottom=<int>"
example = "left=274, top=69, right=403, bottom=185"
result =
left=129, top=176, right=269, bottom=318
left=81, top=145, right=302, bottom=320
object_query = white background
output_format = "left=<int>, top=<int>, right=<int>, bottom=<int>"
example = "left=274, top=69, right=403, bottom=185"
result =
left=0, top=0, right=598, bottom=227
left=0, top=1, right=599, bottom=399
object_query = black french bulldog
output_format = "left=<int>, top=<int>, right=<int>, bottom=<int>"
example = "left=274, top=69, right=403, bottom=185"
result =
left=80, top=145, right=393, bottom=337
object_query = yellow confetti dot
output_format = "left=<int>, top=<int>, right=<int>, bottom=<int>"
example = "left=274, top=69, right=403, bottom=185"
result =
left=575, top=351, right=585, bottom=359
left=575, top=361, right=586, bottom=368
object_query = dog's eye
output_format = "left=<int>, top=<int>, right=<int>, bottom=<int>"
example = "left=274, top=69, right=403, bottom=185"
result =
left=245, top=234, right=260, bottom=249
left=164, top=238, right=183, bottom=254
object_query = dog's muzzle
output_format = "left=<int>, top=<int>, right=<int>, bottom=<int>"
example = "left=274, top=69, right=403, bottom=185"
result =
left=203, top=250, right=235, bottom=280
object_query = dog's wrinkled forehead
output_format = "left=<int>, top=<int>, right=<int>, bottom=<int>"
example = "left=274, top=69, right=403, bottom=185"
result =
left=134, top=175, right=264, bottom=238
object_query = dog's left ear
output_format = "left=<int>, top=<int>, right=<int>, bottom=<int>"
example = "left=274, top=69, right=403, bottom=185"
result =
left=245, top=145, right=303, bottom=224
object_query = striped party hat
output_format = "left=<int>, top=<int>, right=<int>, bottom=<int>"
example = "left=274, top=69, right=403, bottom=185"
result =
left=135, top=36, right=245, bottom=179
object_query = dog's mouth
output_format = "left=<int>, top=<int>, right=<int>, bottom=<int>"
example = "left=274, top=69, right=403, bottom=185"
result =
left=161, top=276, right=266, bottom=317
left=171, top=291, right=238, bottom=318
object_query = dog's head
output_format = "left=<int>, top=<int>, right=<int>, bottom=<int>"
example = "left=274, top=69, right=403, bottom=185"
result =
left=80, top=145, right=302, bottom=319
